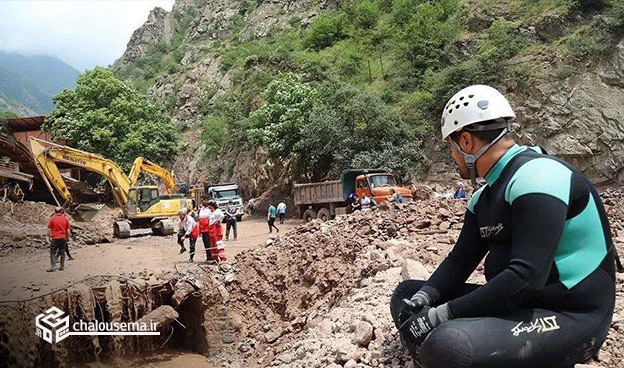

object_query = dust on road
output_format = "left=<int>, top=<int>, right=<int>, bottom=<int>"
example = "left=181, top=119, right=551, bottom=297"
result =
left=0, top=216, right=300, bottom=302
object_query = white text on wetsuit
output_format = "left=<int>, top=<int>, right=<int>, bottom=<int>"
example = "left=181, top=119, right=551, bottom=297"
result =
left=511, top=316, right=560, bottom=337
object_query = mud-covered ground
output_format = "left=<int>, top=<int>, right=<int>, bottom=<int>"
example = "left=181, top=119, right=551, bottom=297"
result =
left=0, top=213, right=299, bottom=302
left=0, top=187, right=623, bottom=368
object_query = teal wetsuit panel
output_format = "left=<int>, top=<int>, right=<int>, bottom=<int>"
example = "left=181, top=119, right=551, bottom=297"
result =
left=556, top=194, right=608, bottom=289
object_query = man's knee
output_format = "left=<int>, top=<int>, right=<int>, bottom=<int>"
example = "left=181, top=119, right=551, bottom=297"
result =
left=419, top=324, right=473, bottom=368
left=390, top=280, right=427, bottom=327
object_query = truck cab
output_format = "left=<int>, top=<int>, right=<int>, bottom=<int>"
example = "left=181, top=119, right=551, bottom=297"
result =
left=355, top=173, right=412, bottom=204
left=207, top=183, right=244, bottom=221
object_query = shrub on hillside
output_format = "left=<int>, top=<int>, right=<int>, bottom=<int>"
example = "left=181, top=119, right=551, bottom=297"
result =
left=304, top=11, right=350, bottom=50
left=0, top=110, right=19, bottom=134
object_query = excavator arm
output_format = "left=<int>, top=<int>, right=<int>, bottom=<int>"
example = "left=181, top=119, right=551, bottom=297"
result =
left=29, top=138, right=131, bottom=214
left=128, top=157, right=176, bottom=194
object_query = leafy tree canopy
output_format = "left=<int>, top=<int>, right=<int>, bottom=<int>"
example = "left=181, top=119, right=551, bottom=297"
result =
left=44, top=67, right=178, bottom=171
left=0, top=110, right=19, bottom=134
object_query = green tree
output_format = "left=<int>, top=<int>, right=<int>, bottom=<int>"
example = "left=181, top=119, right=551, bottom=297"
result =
left=0, top=110, right=19, bottom=134
left=44, top=67, right=177, bottom=171
left=250, top=73, right=318, bottom=160
left=395, top=0, right=462, bottom=72
left=303, top=11, right=350, bottom=50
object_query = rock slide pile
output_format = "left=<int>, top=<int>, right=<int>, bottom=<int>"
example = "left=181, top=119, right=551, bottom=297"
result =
left=223, top=187, right=624, bottom=368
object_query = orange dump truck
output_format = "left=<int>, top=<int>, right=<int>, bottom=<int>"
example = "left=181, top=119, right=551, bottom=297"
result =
left=293, top=169, right=412, bottom=222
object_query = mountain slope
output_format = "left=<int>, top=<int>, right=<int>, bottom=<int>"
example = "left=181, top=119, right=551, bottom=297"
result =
left=113, top=0, right=624, bottom=191
left=0, top=51, right=80, bottom=114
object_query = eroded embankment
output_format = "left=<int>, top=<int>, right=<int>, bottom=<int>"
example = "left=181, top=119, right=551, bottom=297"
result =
left=1, top=188, right=623, bottom=368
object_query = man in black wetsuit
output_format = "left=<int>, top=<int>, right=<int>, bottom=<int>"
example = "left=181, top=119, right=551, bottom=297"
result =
left=390, top=85, right=617, bottom=368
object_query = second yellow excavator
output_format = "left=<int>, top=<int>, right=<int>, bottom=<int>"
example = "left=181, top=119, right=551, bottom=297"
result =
left=29, top=138, right=192, bottom=239
left=128, top=156, right=176, bottom=194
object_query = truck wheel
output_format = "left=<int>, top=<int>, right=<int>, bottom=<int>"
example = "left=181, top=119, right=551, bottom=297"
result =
left=317, top=208, right=331, bottom=222
left=113, top=221, right=131, bottom=239
left=302, top=209, right=317, bottom=223
left=236, top=215, right=243, bottom=222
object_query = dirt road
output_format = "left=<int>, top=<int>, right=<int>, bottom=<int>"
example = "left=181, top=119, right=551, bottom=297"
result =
left=0, top=217, right=300, bottom=302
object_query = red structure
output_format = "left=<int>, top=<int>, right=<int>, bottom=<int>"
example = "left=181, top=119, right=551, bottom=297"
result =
left=5, top=116, right=62, bottom=146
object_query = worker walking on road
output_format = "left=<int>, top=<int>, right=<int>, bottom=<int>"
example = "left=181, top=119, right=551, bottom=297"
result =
left=248, top=197, right=255, bottom=216
left=208, top=201, right=226, bottom=262
left=267, top=203, right=279, bottom=233
left=391, top=85, right=617, bottom=368
left=47, top=207, right=71, bottom=272
left=225, top=200, right=238, bottom=241
left=177, top=208, right=199, bottom=261
left=277, top=201, right=287, bottom=224
left=197, top=196, right=213, bottom=262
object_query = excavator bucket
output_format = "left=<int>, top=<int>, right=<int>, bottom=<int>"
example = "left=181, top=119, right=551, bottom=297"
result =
left=71, top=203, right=105, bottom=222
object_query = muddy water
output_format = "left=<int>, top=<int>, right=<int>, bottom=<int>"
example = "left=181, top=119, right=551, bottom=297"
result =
left=84, top=352, right=218, bottom=368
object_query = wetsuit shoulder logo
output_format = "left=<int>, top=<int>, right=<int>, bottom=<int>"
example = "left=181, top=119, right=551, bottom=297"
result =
left=511, top=316, right=560, bottom=337
left=479, top=223, right=504, bottom=238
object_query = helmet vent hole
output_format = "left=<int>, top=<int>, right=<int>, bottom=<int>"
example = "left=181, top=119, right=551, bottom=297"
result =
left=449, top=109, right=453, bottom=113
left=455, top=104, right=460, bottom=109
left=459, top=96, right=464, bottom=101
left=464, top=102, right=469, bottom=106
left=451, top=100, right=455, bottom=105
left=469, top=94, right=474, bottom=98
left=454, top=120, right=459, bottom=125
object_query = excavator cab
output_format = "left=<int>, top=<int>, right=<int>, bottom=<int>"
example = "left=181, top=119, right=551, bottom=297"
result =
left=127, top=186, right=161, bottom=214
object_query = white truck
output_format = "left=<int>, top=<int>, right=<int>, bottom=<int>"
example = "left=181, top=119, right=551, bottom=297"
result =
left=206, top=183, right=245, bottom=221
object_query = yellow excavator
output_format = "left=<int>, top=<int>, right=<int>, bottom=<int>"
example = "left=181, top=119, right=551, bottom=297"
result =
left=128, top=156, right=176, bottom=195
left=29, top=138, right=192, bottom=239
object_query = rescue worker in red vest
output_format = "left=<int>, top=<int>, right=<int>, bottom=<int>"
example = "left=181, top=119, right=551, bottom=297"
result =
left=207, top=201, right=226, bottom=262
left=198, top=196, right=213, bottom=262
left=177, top=208, right=199, bottom=261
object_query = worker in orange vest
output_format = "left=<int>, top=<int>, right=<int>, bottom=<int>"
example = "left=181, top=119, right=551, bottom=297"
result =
left=207, top=201, right=226, bottom=262
left=197, top=196, right=213, bottom=262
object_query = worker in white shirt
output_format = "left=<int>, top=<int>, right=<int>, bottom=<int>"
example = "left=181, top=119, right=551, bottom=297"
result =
left=177, top=209, right=199, bottom=261
left=277, top=201, right=287, bottom=224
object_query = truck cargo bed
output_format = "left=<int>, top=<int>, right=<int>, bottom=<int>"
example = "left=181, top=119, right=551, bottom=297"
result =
left=293, top=180, right=344, bottom=205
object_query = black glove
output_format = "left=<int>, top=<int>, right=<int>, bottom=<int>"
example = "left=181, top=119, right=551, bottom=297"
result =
left=398, top=304, right=452, bottom=347
left=402, top=290, right=431, bottom=315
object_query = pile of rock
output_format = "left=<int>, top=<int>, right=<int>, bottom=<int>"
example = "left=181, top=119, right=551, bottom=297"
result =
left=223, top=197, right=467, bottom=367
left=224, top=188, right=624, bottom=368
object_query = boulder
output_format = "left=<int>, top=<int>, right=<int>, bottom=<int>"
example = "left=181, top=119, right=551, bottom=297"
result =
left=401, top=259, right=430, bottom=281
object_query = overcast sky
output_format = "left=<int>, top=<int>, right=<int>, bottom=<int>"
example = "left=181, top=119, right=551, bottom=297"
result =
left=0, top=0, right=175, bottom=71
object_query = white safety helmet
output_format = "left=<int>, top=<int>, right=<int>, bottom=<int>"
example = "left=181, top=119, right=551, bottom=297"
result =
left=440, top=85, right=515, bottom=140
left=178, top=208, right=188, bottom=216
left=440, top=85, right=516, bottom=185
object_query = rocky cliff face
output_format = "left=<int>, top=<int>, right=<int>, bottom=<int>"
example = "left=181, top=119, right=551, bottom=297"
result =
left=116, top=0, right=624, bottom=191
left=514, top=38, right=624, bottom=184
left=116, top=0, right=337, bottom=195
left=120, top=7, right=175, bottom=64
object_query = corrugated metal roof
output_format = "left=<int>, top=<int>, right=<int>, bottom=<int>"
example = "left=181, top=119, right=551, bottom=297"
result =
left=6, top=116, right=45, bottom=132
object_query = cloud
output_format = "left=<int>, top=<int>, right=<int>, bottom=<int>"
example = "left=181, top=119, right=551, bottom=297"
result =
left=0, top=0, right=175, bottom=71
